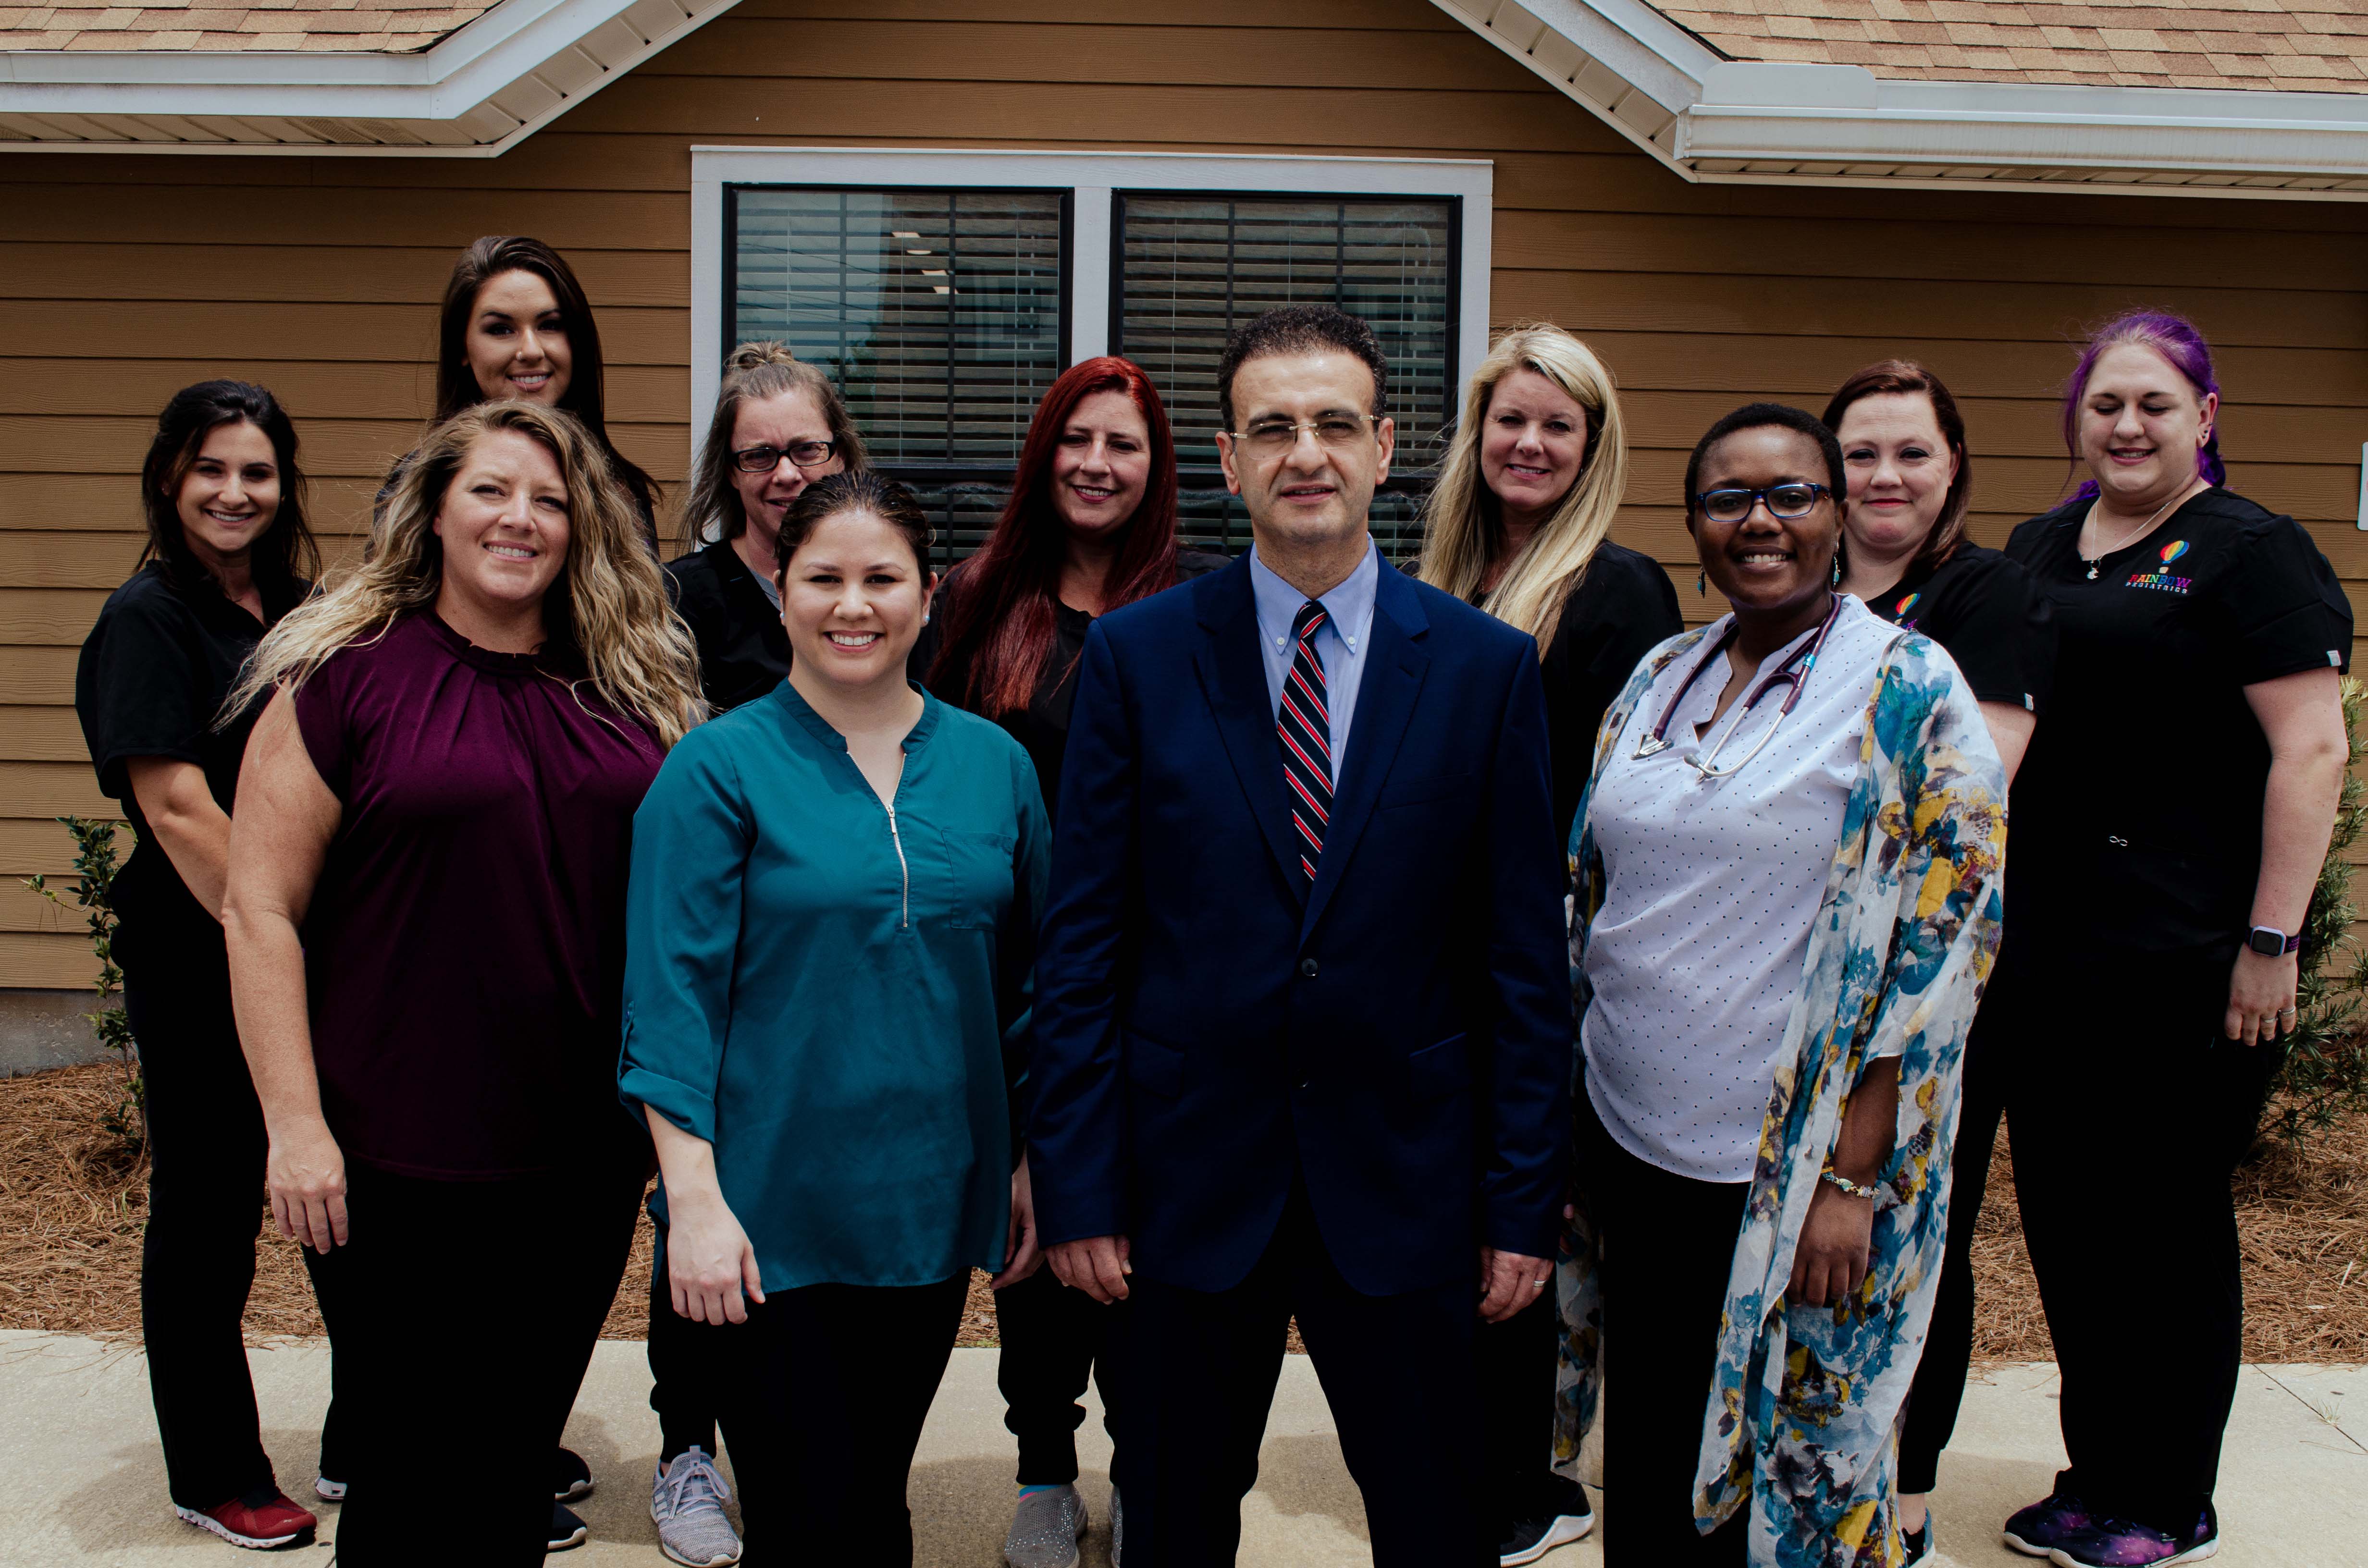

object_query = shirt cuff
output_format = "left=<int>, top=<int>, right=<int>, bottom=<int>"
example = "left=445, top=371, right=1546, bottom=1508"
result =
left=618, top=1065, right=717, bottom=1145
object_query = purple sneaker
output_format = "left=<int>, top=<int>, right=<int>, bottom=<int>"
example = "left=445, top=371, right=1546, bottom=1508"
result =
left=2046, top=1512, right=2218, bottom=1567
left=2003, top=1494, right=2094, bottom=1558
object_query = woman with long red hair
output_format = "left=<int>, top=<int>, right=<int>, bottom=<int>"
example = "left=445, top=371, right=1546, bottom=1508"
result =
left=914, top=355, right=1223, bottom=1566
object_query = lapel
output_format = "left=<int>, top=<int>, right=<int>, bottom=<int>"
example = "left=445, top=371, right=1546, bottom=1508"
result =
left=1301, top=560, right=1430, bottom=939
left=1191, top=558, right=1301, bottom=895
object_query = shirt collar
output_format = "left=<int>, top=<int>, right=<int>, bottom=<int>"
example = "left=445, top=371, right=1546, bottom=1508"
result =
left=1248, top=538, right=1379, bottom=655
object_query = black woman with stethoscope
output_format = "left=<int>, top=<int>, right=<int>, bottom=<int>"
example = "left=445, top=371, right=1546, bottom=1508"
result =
left=1550, top=402, right=2006, bottom=1568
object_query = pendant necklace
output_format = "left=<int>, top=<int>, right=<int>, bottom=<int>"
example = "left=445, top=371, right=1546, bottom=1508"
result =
left=2080, top=486, right=2192, bottom=580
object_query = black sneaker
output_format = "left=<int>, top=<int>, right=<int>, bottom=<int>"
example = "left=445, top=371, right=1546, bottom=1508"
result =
left=549, top=1501, right=589, bottom=1552
left=1497, top=1497, right=1595, bottom=1566
left=1901, top=1513, right=1933, bottom=1566
left=553, top=1447, right=594, bottom=1502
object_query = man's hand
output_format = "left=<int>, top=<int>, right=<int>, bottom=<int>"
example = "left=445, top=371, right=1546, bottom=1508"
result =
left=1048, top=1234, right=1133, bottom=1304
left=991, top=1153, right=1045, bottom=1289
left=1788, top=1180, right=1875, bottom=1309
left=1478, top=1247, right=1552, bottom=1323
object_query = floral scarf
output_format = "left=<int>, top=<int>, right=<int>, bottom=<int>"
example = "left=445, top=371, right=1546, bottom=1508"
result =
left=1554, top=618, right=2008, bottom=1568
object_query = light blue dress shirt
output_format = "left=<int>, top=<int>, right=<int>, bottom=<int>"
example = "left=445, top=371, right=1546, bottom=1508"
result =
left=1247, top=539, right=1379, bottom=784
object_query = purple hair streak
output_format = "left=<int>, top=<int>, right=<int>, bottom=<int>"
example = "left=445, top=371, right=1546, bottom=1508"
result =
left=2061, top=309, right=2226, bottom=502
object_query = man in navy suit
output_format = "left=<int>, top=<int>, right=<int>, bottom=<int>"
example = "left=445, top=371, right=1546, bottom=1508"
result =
left=1028, top=306, right=1571, bottom=1567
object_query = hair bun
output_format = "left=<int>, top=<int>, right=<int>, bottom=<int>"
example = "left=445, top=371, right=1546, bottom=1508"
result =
left=724, top=340, right=800, bottom=372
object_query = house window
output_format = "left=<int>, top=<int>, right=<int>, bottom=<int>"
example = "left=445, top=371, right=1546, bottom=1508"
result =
left=696, top=151, right=1493, bottom=568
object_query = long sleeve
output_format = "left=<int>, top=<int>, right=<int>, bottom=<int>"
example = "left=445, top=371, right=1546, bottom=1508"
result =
left=1001, top=751, right=1052, bottom=1159
left=1027, top=623, right=1139, bottom=1245
left=1478, top=644, right=1576, bottom=1260
left=618, top=731, right=752, bottom=1143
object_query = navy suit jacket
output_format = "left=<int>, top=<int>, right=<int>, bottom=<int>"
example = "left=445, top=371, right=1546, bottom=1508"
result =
left=1028, top=552, right=1571, bottom=1297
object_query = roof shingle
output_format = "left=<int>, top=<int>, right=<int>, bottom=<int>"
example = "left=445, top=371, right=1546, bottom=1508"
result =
left=1, top=0, right=495, bottom=51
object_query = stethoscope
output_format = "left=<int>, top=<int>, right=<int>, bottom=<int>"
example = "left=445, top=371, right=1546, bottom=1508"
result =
left=1632, top=594, right=1844, bottom=779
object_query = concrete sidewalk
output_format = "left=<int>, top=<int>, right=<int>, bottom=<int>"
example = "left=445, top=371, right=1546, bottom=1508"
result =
left=0, top=1330, right=2358, bottom=1565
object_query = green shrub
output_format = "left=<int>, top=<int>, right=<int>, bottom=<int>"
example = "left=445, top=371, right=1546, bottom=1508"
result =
left=23, top=816, right=144, bottom=1147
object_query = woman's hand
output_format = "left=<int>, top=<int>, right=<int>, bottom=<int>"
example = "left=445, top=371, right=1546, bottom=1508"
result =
left=1789, top=1179, right=1875, bottom=1309
left=266, top=1115, right=349, bottom=1253
left=992, top=1152, right=1045, bottom=1289
left=2225, top=947, right=2300, bottom=1048
left=666, top=1186, right=765, bottom=1326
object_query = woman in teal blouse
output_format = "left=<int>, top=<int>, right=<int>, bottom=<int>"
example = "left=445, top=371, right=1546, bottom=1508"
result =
left=620, top=470, right=1049, bottom=1568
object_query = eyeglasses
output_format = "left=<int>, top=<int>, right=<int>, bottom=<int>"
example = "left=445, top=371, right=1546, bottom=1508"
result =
left=1222, top=413, right=1382, bottom=455
left=1693, top=482, right=1831, bottom=524
left=732, top=440, right=839, bottom=474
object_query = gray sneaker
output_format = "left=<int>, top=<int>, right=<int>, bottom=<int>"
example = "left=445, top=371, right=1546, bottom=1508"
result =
left=1003, top=1484, right=1088, bottom=1568
left=1111, top=1486, right=1123, bottom=1567
left=650, top=1447, right=742, bottom=1568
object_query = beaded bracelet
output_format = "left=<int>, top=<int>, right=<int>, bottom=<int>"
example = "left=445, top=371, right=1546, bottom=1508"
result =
left=1819, top=1168, right=1878, bottom=1201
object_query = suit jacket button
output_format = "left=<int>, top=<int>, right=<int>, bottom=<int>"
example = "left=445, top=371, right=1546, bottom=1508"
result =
left=1299, top=958, right=1319, bottom=979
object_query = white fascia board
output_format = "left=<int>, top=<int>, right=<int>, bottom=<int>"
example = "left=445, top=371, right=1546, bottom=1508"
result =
left=1688, top=65, right=2368, bottom=181
left=0, top=0, right=731, bottom=153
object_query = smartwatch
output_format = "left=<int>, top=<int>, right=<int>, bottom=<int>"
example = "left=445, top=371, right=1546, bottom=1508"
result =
left=2246, top=925, right=2302, bottom=957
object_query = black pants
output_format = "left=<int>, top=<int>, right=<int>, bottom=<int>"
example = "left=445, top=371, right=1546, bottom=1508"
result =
left=996, top=1262, right=1121, bottom=1486
left=649, top=1214, right=721, bottom=1463
left=2006, top=944, right=2275, bottom=1533
left=125, top=962, right=281, bottom=1510
left=1111, top=1187, right=1490, bottom=1568
left=703, top=1274, right=969, bottom=1568
left=303, top=1157, right=644, bottom=1567
left=1896, top=956, right=2015, bottom=1495
left=1475, top=1281, right=1589, bottom=1535
left=1579, top=1096, right=1750, bottom=1568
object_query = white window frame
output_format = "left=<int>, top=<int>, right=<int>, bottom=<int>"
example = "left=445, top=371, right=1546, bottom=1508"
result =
left=688, top=147, right=1494, bottom=449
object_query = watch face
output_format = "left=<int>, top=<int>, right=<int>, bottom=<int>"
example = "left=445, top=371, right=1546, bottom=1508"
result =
left=2249, top=928, right=2287, bottom=957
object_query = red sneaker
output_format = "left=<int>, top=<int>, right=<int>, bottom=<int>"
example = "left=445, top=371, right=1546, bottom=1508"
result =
left=173, top=1486, right=320, bottom=1549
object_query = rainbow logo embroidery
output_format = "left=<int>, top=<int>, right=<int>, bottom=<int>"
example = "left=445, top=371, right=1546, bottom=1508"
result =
left=2159, top=539, right=2190, bottom=564
left=1894, top=592, right=1920, bottom=616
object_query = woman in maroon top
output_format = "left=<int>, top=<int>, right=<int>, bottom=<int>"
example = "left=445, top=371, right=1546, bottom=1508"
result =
left=223, top=401, right=703, bottom=1567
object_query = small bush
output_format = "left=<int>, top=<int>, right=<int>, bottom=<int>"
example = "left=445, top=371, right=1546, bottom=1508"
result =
left=22, top=817, right=143, bottom=1148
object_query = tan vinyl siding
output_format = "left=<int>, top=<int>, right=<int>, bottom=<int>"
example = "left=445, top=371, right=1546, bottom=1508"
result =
left=4, top=0, right=2367, bottom=985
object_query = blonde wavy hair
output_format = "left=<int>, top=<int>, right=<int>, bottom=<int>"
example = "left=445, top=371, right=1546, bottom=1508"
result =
left=231, top=401, right=706, bottom=747
left=1415, top=323, right=1629, bottom=653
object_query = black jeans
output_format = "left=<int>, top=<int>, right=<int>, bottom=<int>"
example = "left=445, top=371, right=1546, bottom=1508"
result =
left=303, top=1156, right=644, bottom=1567
left=704, top=1274, right=970, bottom=1568
left=995, top=1262, right=1121, bottom=1486
left=124, top=961, right=281, bottom=1510
left=648, top=1214, right=721, bottom=1464
left=1475, top=1282, right=1589, bottom=1535
left=1896, top=953, right=2015, bottom=1495
left=1578, top=1096, right=1750, bottom=1568
left=1111, top=1187, right=1491, bottom=1568
left=2006, top=944, right=2276, bottom=1533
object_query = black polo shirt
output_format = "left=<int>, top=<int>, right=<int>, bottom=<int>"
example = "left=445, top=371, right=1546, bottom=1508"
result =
left=74, top=562, right=306, bottom=977
left=1860, top=543, right=2055, bottom=718
left=2004, top=487, right=2350, bottom=949
left=665, top=536, right=791, bottom=713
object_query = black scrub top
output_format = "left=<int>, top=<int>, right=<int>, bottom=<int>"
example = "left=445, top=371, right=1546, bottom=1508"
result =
left=914, top=548, right=1230, bottom=821
left=2004, top=487, right=2351, bottom=950
left=1859, top=543, right=2055, bottom=718
left=665, top=536, right=790, bottom=713
left=74, top=562, right=307, bottom=979
left=1480, top=540, right=1683, bottom=845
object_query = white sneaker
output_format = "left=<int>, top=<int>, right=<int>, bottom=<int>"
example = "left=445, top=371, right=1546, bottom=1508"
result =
left=651, top=1447, right=742, bottom=1567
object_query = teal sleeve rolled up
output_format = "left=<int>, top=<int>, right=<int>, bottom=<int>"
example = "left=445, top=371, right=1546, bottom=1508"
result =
left=620, top=681, right=1048, bottom=1291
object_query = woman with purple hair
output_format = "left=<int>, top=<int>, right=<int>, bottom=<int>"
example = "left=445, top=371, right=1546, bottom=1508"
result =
left=1988, top=311, right=2349, bottom=1568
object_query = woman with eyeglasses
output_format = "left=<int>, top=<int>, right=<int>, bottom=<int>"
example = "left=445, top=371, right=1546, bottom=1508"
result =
left=1821, top=360, right=2050, bottom=1566
left=1982, top=312, right=2347, bottom=1568
left=1554, top=404, right=2005, bottom=1567
left=667, top=342, right=866, bottom=714
left=913, top=355, right=1223, bottom=1568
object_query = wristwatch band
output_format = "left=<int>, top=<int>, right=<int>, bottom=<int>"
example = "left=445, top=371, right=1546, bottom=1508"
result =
left=2247, top=925, right=2302, bottom=957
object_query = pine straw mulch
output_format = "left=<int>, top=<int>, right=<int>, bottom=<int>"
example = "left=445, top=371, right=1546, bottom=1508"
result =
left=5, top=1062, right=2364, bottom=1360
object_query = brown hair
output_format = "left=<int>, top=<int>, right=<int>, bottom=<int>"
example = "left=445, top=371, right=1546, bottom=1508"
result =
left=140, top=379, right=321, bottom=598
left=434, top=236, right=657, bottom=524
left=1821, top=359, right=1973, bottom=578
left=775, top=470, right=932, bottom=577
left=682, top=341, right=869, bottom=551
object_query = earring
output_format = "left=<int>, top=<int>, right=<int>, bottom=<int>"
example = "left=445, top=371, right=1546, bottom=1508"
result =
left=922, top=609, right=931, bottom=625
left=1696, top=570, right=1707, bottom=597
left=1831, top=556, right=1843, bottom=588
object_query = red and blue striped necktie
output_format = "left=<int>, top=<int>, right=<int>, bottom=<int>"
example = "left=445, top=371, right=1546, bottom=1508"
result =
left=1279, top=600, right=1333, bottom=886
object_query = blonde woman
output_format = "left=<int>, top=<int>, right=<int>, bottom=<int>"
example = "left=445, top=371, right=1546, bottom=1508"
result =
left=1419, top=324, right=1680, bottom=850
left=222, top=401, right=703, bottom=1568
left=667, top=341, right=868, bottom=712
left=1419, top=325, right=1678, bottom=1567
